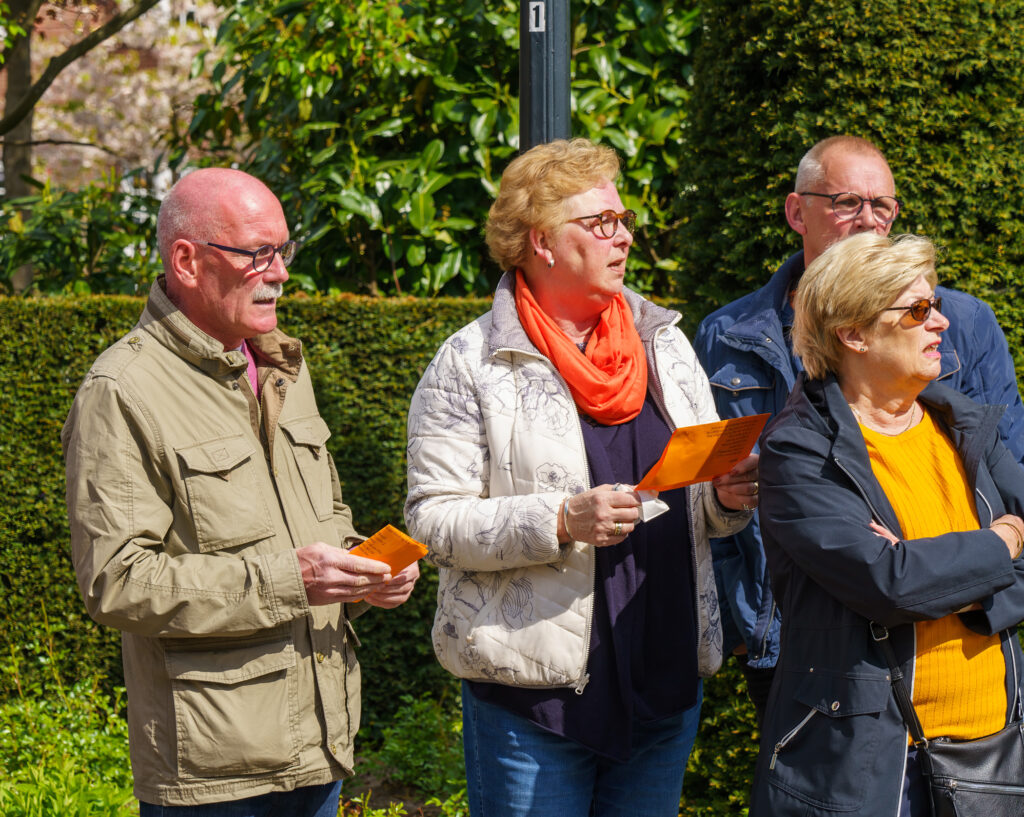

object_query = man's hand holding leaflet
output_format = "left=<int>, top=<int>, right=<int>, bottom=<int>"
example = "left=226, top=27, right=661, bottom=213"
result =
left=348, top=525, right=427, bottom=607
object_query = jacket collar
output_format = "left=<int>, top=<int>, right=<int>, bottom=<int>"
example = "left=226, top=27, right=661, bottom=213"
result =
left=140, top=276, right=303, bottom=380
left=487, top=270, right=680, bottom=357
left=791, top=373, right=1005, bottom=504
left=721, top=251, right=804, bottom=347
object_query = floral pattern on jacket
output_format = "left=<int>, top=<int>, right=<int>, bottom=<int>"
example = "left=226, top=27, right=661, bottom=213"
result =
left=405, top=273, right=751, bottom=689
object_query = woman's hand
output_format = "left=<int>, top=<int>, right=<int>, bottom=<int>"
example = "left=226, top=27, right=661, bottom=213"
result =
left=868, top=520, right=900, bottom=546
left=990, top=514, right=1024, bottom=560
left=560, top=484, right=642, bottom=547
left=712, top=454, right=759, bottom=511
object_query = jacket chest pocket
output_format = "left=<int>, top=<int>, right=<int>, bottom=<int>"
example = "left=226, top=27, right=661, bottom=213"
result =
left=708, top=365, right=776, bottom=405
left=280, top=415, right=333, bottom=522
left=165, top=636, right=300, bottom=778
left=175, top=435, right=275, bottom=552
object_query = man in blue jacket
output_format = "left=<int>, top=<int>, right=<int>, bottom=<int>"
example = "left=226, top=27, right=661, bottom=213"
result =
left=693, top=134, right=1024, bottom=724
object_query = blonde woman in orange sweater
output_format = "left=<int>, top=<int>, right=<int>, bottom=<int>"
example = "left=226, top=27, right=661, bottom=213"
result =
left=750, top=231, right=1024, bottom=817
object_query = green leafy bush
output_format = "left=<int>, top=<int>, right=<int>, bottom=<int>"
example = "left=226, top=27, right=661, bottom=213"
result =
left=679, top=0, right=1024, bottom=369
left=0, top=294, right=488, bottom=737
left=0, top=174, right=160, bottom=296
left=0, top=660, right=133, bottom=817
left=359, top=689, right=464, bottom=798
left=179, top=0, right=700, bottom=297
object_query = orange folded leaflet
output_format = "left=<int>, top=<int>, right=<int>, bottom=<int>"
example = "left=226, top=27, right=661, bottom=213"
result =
left=349, top=524, right=427, bottom=573
left=635, top=413, right=770, bottom=492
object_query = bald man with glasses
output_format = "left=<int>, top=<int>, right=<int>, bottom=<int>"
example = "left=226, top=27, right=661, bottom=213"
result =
left=63, top=168, right=419, bottom=815
left=693, top=135, right=1024, bottom=725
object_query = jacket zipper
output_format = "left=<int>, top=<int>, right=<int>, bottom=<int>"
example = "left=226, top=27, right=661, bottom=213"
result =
left=769, top=708, right=818, bottom=770
left=505, top=349, right=595, bottom=695
left=647, top=328, right=710, bottom=674
left=938, top=779, right=1024, bottom=796
left=833, top=456, right=893, bottom=529
left=755, top=599, right=777, bottom=662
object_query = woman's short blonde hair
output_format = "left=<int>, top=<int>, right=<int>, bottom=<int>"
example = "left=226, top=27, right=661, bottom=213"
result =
left=793, top=232, right=938, bottom=379
left=485, top=138, right=621, bottom=271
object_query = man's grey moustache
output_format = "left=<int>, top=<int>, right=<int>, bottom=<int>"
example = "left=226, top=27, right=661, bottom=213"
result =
left=252, top=283, right=283, bottom=302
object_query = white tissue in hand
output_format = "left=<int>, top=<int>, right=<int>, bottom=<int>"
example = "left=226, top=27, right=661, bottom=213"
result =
left=637, top=491, right=669, bottom=522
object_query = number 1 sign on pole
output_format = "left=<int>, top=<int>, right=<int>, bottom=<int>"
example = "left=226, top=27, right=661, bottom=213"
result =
left=519, top=0, right=571, bottom=151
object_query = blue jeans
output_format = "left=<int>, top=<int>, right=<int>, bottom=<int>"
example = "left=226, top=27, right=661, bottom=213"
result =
left=139, top=780, right=342, bottom=817
left=462, top=680, right=703, bottom=817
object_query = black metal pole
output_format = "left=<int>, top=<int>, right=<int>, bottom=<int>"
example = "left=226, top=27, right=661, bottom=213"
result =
left=519, top=0, right=571, bottom=151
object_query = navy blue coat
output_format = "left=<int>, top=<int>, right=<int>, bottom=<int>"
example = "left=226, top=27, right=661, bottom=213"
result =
left=694, top=251, right=1024, bottom=668
left=751, top=374, right=1024, bottom=817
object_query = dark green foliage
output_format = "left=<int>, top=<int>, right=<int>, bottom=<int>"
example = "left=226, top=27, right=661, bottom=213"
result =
left=682, top=662, right=758, bottom=815
left=0, top=293, right=489, bottom=737
left=178, top=0, right=700, bottom=297
left=679, top=0, right=1024, bottom=372
left=0, top=175, right=160, bottom=295
left=353, top=687, right=465, bottom=799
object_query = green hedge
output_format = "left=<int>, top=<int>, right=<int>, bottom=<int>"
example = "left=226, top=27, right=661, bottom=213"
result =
left=679, top=0, right=1024, bottom=373
left=0, top=293, right=759, bottom=809
left=0, top=294, right=485, bottom=737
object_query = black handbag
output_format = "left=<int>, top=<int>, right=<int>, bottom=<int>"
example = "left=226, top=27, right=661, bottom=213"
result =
left=872, top=622, right=1024, bottom=816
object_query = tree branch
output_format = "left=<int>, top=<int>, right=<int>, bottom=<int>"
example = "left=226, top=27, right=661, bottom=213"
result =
left=0, top=0, right=162, bottom=137
left=2, top=137, right=121, bottom=156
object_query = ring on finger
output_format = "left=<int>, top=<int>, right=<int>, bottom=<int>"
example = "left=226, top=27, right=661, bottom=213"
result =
left=742, top=503, right=752, bottom=512
left=752, top=481, right=759, bottom=495
left=614, top=521, right=623, bottom=536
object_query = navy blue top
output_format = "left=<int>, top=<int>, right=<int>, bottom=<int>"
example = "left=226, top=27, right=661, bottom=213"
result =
left=468, top=395, right=698, bottom=761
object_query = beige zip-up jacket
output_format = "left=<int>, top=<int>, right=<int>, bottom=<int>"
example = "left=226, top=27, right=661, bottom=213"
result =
left=62, top=278, right=363, bottom=806
left=405, top=274, right=752, bottom=690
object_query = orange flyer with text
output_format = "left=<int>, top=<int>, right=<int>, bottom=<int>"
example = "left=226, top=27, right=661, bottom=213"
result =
left=635, top=414, right=769, bottom=492
left=349, top=524, right=427, bottom=573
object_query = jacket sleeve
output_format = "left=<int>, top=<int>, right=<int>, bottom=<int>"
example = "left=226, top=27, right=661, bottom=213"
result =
left=759, top=423, right=1015, bottom=627
left=956, top=297, right=1024, bottom=466
left=973, top=432, right=1024, bottom=633
left=404, top=338, right=567, bottom=572
left=62, top=374, right=310, bottom=638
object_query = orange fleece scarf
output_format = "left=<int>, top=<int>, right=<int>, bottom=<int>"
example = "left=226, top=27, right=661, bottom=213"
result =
left=514, top=270, right=647, bottom=425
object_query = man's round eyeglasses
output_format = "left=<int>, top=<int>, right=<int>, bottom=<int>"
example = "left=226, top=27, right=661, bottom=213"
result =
left=881, top=296, right=941, bottom=323
left=193, top=240, right=298, bottom=272
left=567, top=209, right=638, bottom=239
left=798, top=191, right=902, bottom=225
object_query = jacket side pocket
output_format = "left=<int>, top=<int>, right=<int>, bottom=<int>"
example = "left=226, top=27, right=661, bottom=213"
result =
left=166, top=637, right=299, bottom=779
left=766, top=669, right=890, bottom=812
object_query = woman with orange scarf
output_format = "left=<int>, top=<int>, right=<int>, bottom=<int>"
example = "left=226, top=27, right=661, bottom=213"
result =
left=405, top=139, right=758, bottom=817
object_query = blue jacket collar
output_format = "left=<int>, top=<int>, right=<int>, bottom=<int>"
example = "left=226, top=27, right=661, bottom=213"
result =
left=721, top=251, right=804, bottom=347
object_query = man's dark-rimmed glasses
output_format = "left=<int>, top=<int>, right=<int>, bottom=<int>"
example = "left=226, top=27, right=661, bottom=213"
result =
left=567, top=209, right=638, bottom=239
left=192, top=240, right=298, bottom=272
left=798, top=192, right=901, bottom=225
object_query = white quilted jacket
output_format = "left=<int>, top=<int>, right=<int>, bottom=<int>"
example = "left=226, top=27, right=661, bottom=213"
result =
left=405, top=273, right=751, bottom=690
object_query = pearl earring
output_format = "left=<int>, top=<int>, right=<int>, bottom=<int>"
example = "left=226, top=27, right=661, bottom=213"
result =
left=547, top=256, right=555, bottom=269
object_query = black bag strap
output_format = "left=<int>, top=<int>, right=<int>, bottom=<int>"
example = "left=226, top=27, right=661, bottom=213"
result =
left=871, top=621, right=930, bottom=749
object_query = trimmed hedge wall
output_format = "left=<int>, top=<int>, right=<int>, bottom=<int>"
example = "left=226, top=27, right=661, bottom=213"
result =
left=0, top=294, right=483, bottom=736
left=678, top=0, right=1024, bottom=373
left=0, top=294, right=759, bottom=810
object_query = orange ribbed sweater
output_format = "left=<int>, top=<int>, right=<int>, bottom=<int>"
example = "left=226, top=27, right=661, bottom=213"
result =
left=860, top=408, right=1005, bottom=740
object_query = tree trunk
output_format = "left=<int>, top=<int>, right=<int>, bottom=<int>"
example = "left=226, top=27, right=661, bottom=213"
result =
left=3, top=20, right=35, bottom=291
